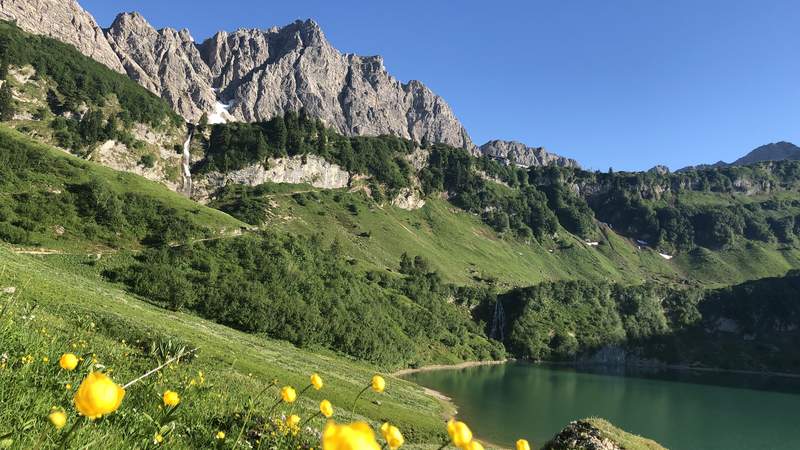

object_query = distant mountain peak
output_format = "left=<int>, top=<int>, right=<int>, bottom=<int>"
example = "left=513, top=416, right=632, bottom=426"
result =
left=732, top=141, right=800, bottom=166
left=479, top=140, right=580, bottom=168
left=680, top=141, right=800, bottom=172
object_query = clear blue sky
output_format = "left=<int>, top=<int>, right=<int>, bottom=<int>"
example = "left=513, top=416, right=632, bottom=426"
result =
left=82, top=0, right=800, bottom=171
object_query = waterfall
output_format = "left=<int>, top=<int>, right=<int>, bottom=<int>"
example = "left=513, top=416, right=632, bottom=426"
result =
left=490, top=300, right=506, bottom=341
left=181, top=130, right=193, bottom=195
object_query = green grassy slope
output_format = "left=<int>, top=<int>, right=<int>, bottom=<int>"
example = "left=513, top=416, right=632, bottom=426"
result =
left=0, top=126, right=243, bottom=252
left=226, top=183, right=800, bottom=288
left=0, top=245, right=449, bottom=448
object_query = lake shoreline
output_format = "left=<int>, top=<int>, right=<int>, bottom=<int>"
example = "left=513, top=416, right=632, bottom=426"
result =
left=392, top=359, right=510, bottom=376
left=394, top=358, right=800, bottom=379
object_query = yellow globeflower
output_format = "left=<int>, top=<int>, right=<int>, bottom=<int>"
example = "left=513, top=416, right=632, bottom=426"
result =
left=154, top=433, right=164, bottom=444
left=465, top=441, right=485, bottom=450
left=215, top=431, right=226, bottom=440
left=281, top=386, right=297, bottom=403
left=516, top=439, right=531, bottom=450
left=380, top=422, right=405, bottom=450
left=370, top=375, right=385, bottom=393
left=73, top=372, right=125, bottom=419
left=163, top=390, right=180, bottom=407
left=320, top=399, right=334, bottom=418
left=323, top=421, right=381, bottom=450
left=311, top=373, right=324, bottom=390
left=48, top=410, right=67, bottom=429
left=447, top=419, right=473, bottom=448
left=59, top=353, right=79, bottom=371
left=287, top=414, right=301, bottom=428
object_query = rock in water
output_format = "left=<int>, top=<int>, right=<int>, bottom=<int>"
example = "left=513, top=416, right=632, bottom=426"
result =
left=0, top=0, right=125, bottom=73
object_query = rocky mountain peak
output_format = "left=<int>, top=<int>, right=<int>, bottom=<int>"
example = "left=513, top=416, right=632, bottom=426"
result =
left=4, top=1, right=474, bottom=149
left=479, top=140, right=579, bottom=168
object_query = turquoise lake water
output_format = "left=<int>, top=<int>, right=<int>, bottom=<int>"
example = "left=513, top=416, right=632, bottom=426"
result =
left=403, top=362, right=800, bottom=450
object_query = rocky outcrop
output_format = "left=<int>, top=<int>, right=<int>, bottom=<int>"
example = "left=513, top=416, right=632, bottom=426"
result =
left=104, top=13, right=217, bottom=122
left=0, top=0, right=124, bottom=73
left=194, top=155, right=350, bottom=201
left=392, top=188, right=425, bottom=210
left=479, top=140, right=579, bottom=168
left=543, top=419, right=665, bottom=450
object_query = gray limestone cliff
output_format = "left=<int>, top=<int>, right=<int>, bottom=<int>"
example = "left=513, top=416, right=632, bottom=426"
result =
left=104, top=12, right=217, bottom=122
left=106, top=15, right=473, bottom=148
left=480, top=139, right=579, bottom=168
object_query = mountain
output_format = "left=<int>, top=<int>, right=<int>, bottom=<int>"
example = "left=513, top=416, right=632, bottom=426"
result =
left=480, top=139, right=579, bottom=168
left=0, top=0, right=124, bottom=73
left=0, top=0, right=473, bottom=149
left=104, top=12, right=218, bottom=123
left=680, top=141, right=800, bottom=171
left=732, top=141, right=800, bottom=165
left=106, top=14, right=473, bottom=149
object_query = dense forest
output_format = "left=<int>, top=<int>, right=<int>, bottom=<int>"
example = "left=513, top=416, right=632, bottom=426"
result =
left=493, top=273, right=800, bottom=371
left=106, top=239, right=504, bottom=366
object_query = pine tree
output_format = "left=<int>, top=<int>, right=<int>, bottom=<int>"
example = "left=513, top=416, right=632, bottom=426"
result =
left=198, top=112, right=209, bottom=132
left=0, top=82, right=14, bottom=121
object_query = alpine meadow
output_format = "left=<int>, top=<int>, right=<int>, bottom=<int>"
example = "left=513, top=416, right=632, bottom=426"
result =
left=1, top=1, right=799, bottom=449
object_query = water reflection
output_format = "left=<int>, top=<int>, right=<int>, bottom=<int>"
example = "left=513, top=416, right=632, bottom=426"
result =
left=403, top=362, right=800, bottom=450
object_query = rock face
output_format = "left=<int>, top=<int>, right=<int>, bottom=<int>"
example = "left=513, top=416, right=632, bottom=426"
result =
left=99, top=13, right=472, bottom=147
left=194, top=155, right=350, bottom=201
left=479, top=140, right=579, bottom=168
left=0, top=0, right=124, bottom=73
left=104, top=13, right=217, bottom=121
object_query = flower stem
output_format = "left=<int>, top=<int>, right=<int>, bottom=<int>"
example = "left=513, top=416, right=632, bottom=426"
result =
left=350, top=385, right=370, bottom=415
left=300, top=411, right=321, bottom=428
left=123, top=347, right=198, bottom=389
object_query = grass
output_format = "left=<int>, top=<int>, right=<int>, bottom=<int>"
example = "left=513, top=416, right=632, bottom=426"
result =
left=584, top=418, right=666, bottom=450
left=235, top=184, right=800, bottom=288
left=0, top=244, right=452, bottom=449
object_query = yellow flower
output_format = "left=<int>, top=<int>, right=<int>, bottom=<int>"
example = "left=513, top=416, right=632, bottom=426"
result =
left=162, top=390, right=180, bottom=407
left=59, top=353, right=78, bottom=371
left=322, top=422, right=381, bottom=450
left=447, top=419, right=473, bottom=448
left=320, top=399, right=334, bottom=418
left=65, top=384, right=72, bottom=390
left=48, top=410, right=67, bottom=429
left=287, top=414, right=301, bottom=428
left=73, top=372, right=125, bottom=419
left=465, top=441, right=485, bottom=450
left=370, top=375, right=385, bottom=393
left=380, top=423, right=405, bottom=450
left=311, top=373, right=324, bottom=390
left=516, top=439, right=531, bottom=450
left=154, top=433, right=164, bottom=444
left=215, top=431, right=226, bottom=440
left=281, top=385, right=297, bottom=403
